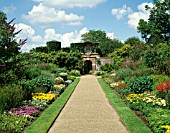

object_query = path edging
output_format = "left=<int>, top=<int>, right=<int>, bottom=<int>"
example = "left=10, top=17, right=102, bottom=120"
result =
left=24, top=78, right=80, bottom=133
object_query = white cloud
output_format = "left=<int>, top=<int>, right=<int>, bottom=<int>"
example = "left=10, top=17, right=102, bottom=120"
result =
left=68, top=22, right=83, bottom=26
left=15, top=23, right=35, bottom=39
left=44, top=27, right=89, bottom=47
left=111, top=4, right=132, bottom=20
left=18, top=25, right=117, bottom=52
left=17, top=25, right=88, bottom=52
left=127, top=2, right=153, bottom=29
left=2, top=5, right=16, bottom=14
left=32, top=0, right=106, bottom=8
left=15, top=23, right=44, bottom=52
left=44, top=28, right=62, bottom=40
left=106, top=32, right=117, bottom=39
left=22, top=3, right=84, bottom=26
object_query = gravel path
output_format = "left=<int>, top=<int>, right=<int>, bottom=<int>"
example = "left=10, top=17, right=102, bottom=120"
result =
left=48, top=75, right=129, bottom=133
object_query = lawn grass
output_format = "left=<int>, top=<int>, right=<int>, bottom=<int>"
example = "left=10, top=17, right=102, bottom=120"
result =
left=24, top=78, right=80, bottom=133
left=98, top=78, right=152, bottom=133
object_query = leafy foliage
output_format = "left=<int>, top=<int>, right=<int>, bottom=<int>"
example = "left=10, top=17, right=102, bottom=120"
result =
left=128, top=76, right=153, bottom=93
left=20, top=79, right=36, bottom=100
left=0, top=84, right=24, bottom=113
left=0, top=12, right=26, bottom=62
left=144, top=45, right=170, bottom=75
left=100, top=63, right=114, bottom=72
left=113, top=44, right=132, bottom=57
left=81, top=30, right=123, bottom=56
left=32, top=76, right=54, bottom=93
left=124, top=36, right=144, bottom=46
left=137, top=0, right=170, bottom=44
left=0, top=12, right=27, bottom=84
left=46, top=40, right=61, bottom=52
left=0, top=113, right=31, bottom=133
left=115, top=68, right=132, bottom=80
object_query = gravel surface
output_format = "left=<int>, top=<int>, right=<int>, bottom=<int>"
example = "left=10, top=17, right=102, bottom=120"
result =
left=48, top=75, right=129, bottom=133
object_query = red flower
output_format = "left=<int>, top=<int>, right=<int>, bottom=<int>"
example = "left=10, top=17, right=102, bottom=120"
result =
left=156, top=80, right=170, bottom=92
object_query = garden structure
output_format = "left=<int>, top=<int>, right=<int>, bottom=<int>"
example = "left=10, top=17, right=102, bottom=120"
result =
left=71, top=41, right=113, bottom=74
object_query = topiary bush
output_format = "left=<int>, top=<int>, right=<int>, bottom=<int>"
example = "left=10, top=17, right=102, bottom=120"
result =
left=127, top=76, right=153, bottom=94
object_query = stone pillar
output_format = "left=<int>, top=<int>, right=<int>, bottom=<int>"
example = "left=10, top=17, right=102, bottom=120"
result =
left=92, top=63, right=96, bottom=73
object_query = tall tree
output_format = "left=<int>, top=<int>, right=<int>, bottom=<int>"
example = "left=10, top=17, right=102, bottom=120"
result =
left=137, top=0, right=170, bottom=45
left=0, top=12, right=27, bottom=84
left=0, top=12, right=26, bottom=64
left=124, top=36, right=144, bottom=46
left=81, top=30, right=123, bottom=56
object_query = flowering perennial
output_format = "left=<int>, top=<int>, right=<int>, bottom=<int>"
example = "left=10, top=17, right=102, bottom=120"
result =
left=126, top=93, right=166, bottom=107
left=32, top=93, right=55, bottom=101
left=115, top=83, right=127, bottom=89
left=110, top=82, right=119, bottom=88
left=126, top=94, right=144, bottom=104
left=143, top=94, right=166, bottom=106
left=156, top=80, right=170, bottom=92
left=9, top=105, right=40, bottom=117
left=162, top=125, right=170, bottom=133
left=54, top=84, right=65, bottom=89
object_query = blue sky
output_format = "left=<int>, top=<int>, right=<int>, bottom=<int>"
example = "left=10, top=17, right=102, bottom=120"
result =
left=0, top=0, right=154, bottom=52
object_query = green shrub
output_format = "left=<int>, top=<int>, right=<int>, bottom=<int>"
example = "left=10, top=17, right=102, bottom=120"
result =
left=49, top=63, right=58, bottom=73
left=144, top=50, right=157, bottom=68
left=100, top=63, right=114, bottom=72
left=130, top=45, right=147, bottom=61
left=0, top=113, right=31, bottom=133
left=37, top=63, right=51, bottom=70
left=115, top=68, right=132, bottom=80
left=127, top=76, right=153, bottom=94
left=47, top=40, right=61, bottom=52
left=32, top=76, right=54, bottom=93
left=144, top=47, right=170, bottom=75
left=146, top=108, right=170, bottom=133
left=151, top=75, right=170, bottom=82
left=67, top=75, right=76, bottom=81
left=59, top=73, right=68, bottom=81
left=0, top=84, right=24, bottom=113
left=69, top=70, right=81, bottom=77
left=25, top=68, right=41, bottom=79
left=131, top=68, right=159, bottom=77
left=95, top=71, right=104, bottom=76
left=112, top=56, right=124, bottom=70
left=20, top=79, right=36, bottom=100
left=55, top=68, right=68, bottom=77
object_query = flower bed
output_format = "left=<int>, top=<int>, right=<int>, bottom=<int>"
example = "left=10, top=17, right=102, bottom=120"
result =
left=0, top=72, right=77, bottom=133
left=102, top=74, right=170, bottom=133
left=32, top=93, right=55, bottom=101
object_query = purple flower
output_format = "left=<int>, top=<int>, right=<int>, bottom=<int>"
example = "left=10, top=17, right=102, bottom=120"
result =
left=10, top=105, right=40, bottom=116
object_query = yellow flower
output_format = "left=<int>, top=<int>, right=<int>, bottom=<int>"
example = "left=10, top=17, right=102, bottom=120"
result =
left=32, top=93, right=55, bottom=101
left=162, top=125, right=170, bottom=133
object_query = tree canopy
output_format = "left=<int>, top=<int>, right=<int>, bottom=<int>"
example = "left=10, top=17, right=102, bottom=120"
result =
left=137, top=0, right=170, bottom=45
left=0, top=12, right=26, bottom=64
left=124, top=37, right=144, bottom=46
left=81, top=30, right=123, bottom=56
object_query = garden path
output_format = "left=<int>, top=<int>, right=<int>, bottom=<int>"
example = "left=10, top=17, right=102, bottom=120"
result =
left=48, top=75, right=129, bottom=133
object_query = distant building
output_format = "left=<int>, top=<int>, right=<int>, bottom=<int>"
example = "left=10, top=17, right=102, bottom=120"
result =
left=71, top=41, right=113, bottom=74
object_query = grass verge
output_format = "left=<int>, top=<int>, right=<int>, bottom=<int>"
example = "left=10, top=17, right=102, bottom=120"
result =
left=98, top=78, right=152, bottom=133
left=24, top=78, right=80, bottom=133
